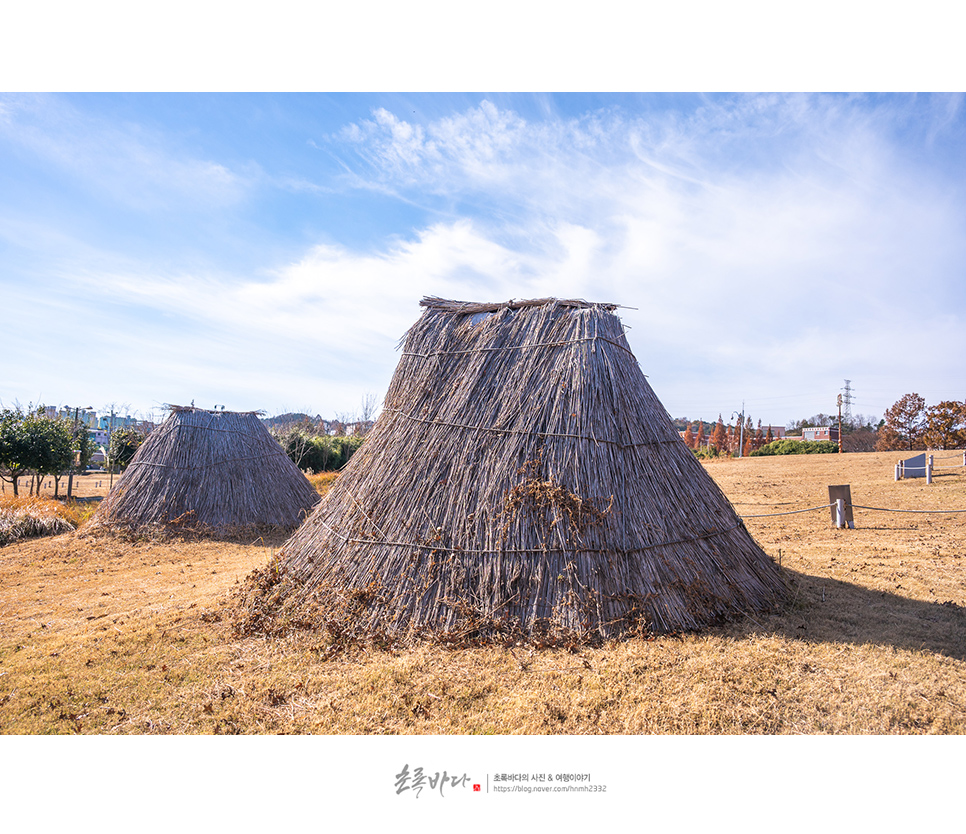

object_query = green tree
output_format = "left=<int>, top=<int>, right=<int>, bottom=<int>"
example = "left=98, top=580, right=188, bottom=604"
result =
left=0, top=408, right=73, bottom=496
left=75, top=429, right=96, bottom=473
left=109, top=425, right=148, bottom=471
left=30, top=414, right=74, bottom=496
left=0, top=408, right=30, bottom=496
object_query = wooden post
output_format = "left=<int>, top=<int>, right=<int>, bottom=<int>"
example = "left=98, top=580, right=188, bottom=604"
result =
left=895, top=462, right=901, bottom=481
left=828, top=485, right=855, bottom=529
left=67, top=405, right=78, bottom=499
left=837, top=394, right=843, bottom=453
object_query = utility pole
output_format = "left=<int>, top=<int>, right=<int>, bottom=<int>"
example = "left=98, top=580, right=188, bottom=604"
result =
left=64, top=405, right=93, bottom=498
left=732, top=401, right=745, bottom=457
left=739, top=400, right=745, bottom=457
left=837, top=394, right=843, bottom=453
left=109, top=408, right=116, bottom=489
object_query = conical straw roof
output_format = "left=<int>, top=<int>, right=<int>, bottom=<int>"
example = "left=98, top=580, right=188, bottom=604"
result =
left=244, top=298, right=785, bottom=640
left=91, top=406, right=319, bottom=535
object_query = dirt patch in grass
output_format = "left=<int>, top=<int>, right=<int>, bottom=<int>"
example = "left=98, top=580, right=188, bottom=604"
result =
left=1, top=451, right=964, bottom=734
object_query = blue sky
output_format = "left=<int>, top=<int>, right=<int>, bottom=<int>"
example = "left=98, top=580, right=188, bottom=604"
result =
left=3, top=91, right=965, bottom=428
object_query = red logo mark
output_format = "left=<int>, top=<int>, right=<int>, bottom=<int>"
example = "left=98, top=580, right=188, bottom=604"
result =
left=473, top=784, right=481, bottom=792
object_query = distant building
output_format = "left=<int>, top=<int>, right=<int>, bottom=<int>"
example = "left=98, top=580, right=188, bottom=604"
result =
left=803, top=426, right=839, bottom=442
left=98, top=414, right=140, bottom=431
left=88, top=429, right=110, bottom=446
left=57, top=408, right=98, bottom=427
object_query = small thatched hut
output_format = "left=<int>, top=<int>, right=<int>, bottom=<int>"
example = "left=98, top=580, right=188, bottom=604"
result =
left=91, top=406, right=319, bottom=535
left=246, top=297, right=785, bottom=640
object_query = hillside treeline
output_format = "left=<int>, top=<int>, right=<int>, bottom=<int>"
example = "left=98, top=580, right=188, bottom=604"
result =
left=677, top=394, right=965, bottom=458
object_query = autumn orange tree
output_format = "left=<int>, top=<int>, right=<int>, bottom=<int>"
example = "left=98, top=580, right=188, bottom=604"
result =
left=711, top=414, right=727, bottom=454
left=683, top=423, right=695, bottom=448
left=922, top=401, right=966, bottom=449
left=875, top=393, right=926, bottom=451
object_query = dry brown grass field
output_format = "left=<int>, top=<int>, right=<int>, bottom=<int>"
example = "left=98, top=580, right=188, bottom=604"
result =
left=2, top=470, right=114, bottom=501
left=1, top=451, right=964, bottom=735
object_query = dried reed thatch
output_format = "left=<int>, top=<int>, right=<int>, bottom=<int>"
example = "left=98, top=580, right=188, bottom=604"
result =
left=241, top=297, right=785, bottom=642
left=90, top=406, right=319, bottom=537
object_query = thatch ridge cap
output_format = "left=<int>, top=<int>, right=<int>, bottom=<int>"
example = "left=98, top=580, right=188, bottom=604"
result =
left=419, top=296, right=621, bottom=314
left=164, top=404, right=266, bottom=416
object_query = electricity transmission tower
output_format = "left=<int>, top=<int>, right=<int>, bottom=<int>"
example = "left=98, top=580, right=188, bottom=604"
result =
left=841, top=379, right=854, bottom=427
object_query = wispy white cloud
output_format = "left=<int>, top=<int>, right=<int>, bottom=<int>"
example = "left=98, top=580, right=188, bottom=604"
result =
left=0, top=94, right=252, bottom=212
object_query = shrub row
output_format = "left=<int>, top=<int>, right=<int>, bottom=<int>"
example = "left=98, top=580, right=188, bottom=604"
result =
left=276, top=432, right=365, bottom=473
left=749, top=439, right=839, bottom=456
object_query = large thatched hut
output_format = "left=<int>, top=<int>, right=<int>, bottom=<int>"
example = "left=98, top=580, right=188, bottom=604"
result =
left=245, top=297, right=785, bottom=640
left=91, top=406, right=319, bottom=535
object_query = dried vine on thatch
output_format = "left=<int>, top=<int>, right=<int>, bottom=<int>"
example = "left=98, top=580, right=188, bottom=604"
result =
left=497, top=452, right=613, bottom=546
left=89, top=406, right=319, bottom=538
left=237, top=297, right=786, bottom=643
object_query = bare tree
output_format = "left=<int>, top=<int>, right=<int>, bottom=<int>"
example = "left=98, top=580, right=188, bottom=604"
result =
left=359, top=391, right=379, bottom=423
